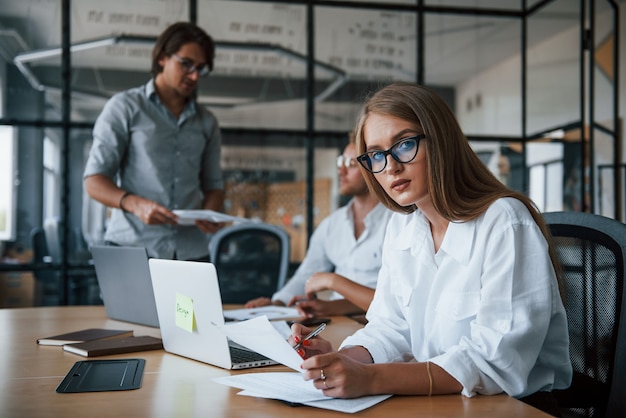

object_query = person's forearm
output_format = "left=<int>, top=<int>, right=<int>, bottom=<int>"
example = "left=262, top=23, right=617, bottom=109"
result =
left=327, top=275, right=375, bottom=311
left=325, top=299, right=365, bottom=316
left=84, top=174, right=128, bottom=209
left=367, top=362, right=462, bottom=396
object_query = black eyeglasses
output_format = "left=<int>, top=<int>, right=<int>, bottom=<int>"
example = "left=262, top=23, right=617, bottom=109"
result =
left=356, top=134, right=425, bottom=173
left=171, top=54, right=210, bottom=77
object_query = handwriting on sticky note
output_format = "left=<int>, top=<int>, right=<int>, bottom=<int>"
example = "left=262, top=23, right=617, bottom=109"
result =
left=176, top=293, right=195, bottom=332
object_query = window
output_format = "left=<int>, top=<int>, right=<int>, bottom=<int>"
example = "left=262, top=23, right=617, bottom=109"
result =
left=0, top=126, right=17, bottom=241
left=43, top=135, right=61, bottom=221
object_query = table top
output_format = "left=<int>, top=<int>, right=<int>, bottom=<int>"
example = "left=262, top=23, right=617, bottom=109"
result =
left=0, top=306, right=549, bottom=417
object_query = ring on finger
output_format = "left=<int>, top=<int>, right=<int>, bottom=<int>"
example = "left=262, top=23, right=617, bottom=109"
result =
left=323, top=380, right=328, bottom=389
left=320, top=369, right=326, bottom=381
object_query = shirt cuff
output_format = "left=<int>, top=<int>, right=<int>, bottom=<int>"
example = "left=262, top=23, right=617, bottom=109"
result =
left=430, top=346, right=482, bottom=397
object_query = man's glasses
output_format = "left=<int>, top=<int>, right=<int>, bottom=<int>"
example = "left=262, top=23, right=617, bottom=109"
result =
left=171, top=54, right=210, bottom=77
left=337, top=155, right=358, bottom=169
left=356, top=134, right=425, bottom=173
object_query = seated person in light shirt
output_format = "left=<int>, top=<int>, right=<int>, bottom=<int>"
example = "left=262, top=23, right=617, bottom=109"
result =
left=290, top=83, right=572, bottom=417
left=245, top=138, right=393, bottom=318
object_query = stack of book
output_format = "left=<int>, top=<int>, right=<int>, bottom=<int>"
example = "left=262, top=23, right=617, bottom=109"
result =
left=37, top=328, right=163, bottom=357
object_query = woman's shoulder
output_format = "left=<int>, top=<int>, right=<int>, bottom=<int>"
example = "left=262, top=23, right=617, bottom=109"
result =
left=483, top=197, right=536, bottom=226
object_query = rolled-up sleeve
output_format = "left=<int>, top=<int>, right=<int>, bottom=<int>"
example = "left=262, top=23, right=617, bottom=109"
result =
left=84, top=93, right=130, bottom=179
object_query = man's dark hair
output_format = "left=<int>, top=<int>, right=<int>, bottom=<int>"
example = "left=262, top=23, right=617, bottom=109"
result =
left=151, top=22, right=215, bottom=76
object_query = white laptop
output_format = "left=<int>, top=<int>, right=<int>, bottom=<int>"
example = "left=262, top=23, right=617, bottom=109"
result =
left=148, top=258, right=278, bottom=370
left=91, top=245, right=160, bottom=328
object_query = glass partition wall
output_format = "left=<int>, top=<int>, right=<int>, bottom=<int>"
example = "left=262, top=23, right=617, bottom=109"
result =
left=0, top=0, right=620, bottom=306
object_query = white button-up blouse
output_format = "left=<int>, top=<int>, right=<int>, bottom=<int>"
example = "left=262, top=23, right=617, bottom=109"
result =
left=340, top=197, right=572, bottom=398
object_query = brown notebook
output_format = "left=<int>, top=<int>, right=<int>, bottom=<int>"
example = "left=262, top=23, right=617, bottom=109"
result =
left=37, top=328, right=134, bottom=346
left=63, top=335, right=163, bottom=357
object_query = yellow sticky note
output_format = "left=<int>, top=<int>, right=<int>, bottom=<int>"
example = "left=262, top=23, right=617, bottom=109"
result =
left=175, top=293, right=196, bottom=332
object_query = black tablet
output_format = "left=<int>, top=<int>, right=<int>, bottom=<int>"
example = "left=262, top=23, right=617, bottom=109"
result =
left=56, top=359, right=145, bottom=393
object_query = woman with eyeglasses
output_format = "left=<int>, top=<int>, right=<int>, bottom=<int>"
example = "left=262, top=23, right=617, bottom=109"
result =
left=84, top=22, right=224, bottom=261
left=291, top=83, right=572, bottom=415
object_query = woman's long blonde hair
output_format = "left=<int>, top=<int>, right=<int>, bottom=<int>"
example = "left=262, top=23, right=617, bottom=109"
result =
left=355, top=82, right=564, bottom=292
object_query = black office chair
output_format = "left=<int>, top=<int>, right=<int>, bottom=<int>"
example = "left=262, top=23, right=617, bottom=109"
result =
left=208, top=222, right=290, bottom=304
left=543, top=211, right=626, bottom=418
left=43, top=217, right=100, bottom=305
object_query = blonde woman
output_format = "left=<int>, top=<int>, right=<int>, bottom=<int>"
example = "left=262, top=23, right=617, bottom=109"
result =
left=291, top=83, right=572, bottom=416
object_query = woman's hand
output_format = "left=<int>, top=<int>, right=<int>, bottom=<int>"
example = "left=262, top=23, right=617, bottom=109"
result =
left=301, top=351, right=375, bottom=398
left=289, top=323, right=333, bottom=358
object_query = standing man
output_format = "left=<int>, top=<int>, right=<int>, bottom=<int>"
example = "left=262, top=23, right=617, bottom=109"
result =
left=84, top=22, right=224, bottom=260
left=245, top=135, right=393, bottom=318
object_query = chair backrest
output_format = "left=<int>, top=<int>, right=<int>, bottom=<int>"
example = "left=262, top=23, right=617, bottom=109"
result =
left=543, top=211, right=626, bottom=418
left=30, top=227, right=50, bottom=264
left=208, top=222, right=290, bottom=304
left=31, top=226, right=64, bottom=306
left=42, top=217, right=93, bottom=264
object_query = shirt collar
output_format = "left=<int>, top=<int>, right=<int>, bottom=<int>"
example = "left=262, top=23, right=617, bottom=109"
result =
left=145, top=78, right=197, bottom=121
left=364, top=203, right=388, bottom=227
left=344, top=200, right=388, bottom=226
left=439, top=220, right=474, bottom=265
left=390, top=211, right=429, bottom=254
left=146, top=78, right=157, bottom=100
left=390, top=211, right=474, bottom=265
left=343, top=198, right=356, bottom=221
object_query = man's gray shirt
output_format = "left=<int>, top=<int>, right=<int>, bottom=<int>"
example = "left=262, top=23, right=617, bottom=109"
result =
left=84, top=79, right=223, bottom=259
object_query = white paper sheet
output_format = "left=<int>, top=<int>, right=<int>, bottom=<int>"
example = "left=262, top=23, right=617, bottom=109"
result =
left=214, top=372, right=327, bottom=403
left=221, top=316, right=304, bottom=371
left=270, top=320, right=293, bottom=340
left=298, top=394, right=392, bottom=413
left=215, top=317, right=392, bottom=413
left=214, top=372, right=392, bottom=413
left=173, top=209, right=253, bottom=225
left=224, top=306, right=300, bottom=321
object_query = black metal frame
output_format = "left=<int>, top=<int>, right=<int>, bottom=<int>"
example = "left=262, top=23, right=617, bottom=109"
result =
left=0, top=0, right=620, bottom=306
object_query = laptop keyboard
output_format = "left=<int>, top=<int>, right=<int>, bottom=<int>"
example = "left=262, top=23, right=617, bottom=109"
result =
left=229, top=346, right=271, bottom=363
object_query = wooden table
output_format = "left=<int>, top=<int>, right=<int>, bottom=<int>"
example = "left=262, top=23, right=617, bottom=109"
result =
left=0, top=306, right=549, bottom=417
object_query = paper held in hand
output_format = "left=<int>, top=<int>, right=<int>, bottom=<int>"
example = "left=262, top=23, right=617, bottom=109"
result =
left=214, top=316, right=392, bottom=413
left=173, top=209, right=253, bottom=225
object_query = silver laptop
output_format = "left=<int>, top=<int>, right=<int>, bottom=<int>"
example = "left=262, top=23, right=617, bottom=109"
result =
left=91, top=245, right=160, bottom=328
left=148, top=258, right=278, bottom=370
